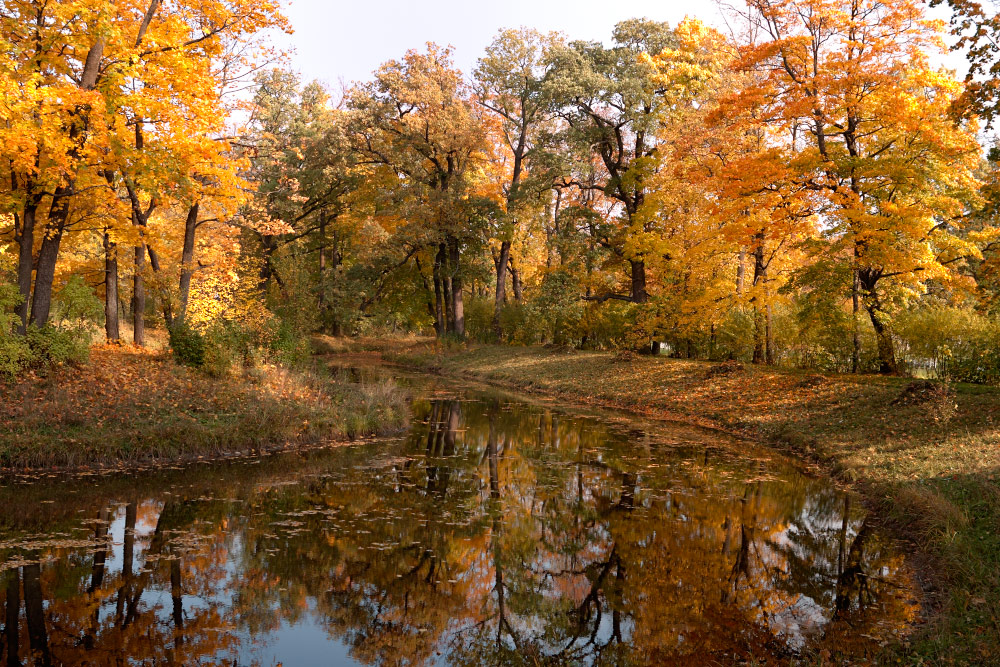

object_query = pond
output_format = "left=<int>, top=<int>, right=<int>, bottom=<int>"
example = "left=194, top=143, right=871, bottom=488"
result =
left=0, top=374, right=919, bottom=665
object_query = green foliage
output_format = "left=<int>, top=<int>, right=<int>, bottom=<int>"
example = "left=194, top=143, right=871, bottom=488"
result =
left=168, top=322, right=206, bottom=368
left=0, top=280, right=94, bottom=381
left=533, top=269, right=583, bottom=346
left=53, top=275, right=103, bottom=332
left=577, top=301, right=632, bottom=350
left=24, top=325, right=90, bottom=367
left=896, top=306, right=1000, bottom=384
left=463, top=295, right=495, bottom=343
left=497, top=301, right=538, bottom=345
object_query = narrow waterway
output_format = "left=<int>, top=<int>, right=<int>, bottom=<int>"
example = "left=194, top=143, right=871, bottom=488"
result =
left=0, top=372, right=918, bottom=665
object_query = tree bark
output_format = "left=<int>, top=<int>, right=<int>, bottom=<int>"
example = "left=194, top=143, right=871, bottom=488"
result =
left=510, top=255, right=523, bottom=302
left=629, top=259, right=648, bottom=304
left=177, top=202, right=199, bottom=325
left=132, top=243, right=145, bottom=346
left=447, top=235, right=465, bottom=339
left=15, top=197, right=40, bottom=333
left=858, top=268, right=897, bottom=374
left=851, top=269, right=861, bottom=374
left=432, top=245, right=445, bottom=336
left=492, top=240, right=511, bottom=341
left=104, top=232, right=120, bottom=342
left=28, top=186, right=74, bottom=327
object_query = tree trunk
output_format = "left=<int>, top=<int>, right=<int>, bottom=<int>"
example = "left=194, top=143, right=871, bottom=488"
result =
left=630, top=259, right=648, bottom=304
left=736, top=247, right=746, bottom=296
left=447, top=235, right=465, bottom=339
left=858, top=268, right=897, bottom=374
left=28, top=187, right=74, bottom=328
left=492, top=240, right=511, bottom=342
left=132, top=244, right=145, bottom=346
left=177, top=202, right=198, bottom=325
left=866, top=304, right=897, bottom=375
left=766, top=304, right=775, bottom=365
left=510, top=255, right=523, bottom=302
left=15, top=198, right=39, bottom=333
left=751, top=240, right=769, bottom=365
left=318, top=210, right=327, bottom=325
left=104, top=232, right=120, bottom=342
left=851, top=269, right=860, bottom=373
left=432, top=246, right=445, bottom=336
left=146, top=246, right=172, bottom=328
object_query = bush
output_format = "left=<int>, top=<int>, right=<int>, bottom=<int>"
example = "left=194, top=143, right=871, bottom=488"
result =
left=53, top=275, right=103, bottom=332
left=168, top=322, right=206, bottom=367
left=463, top=295, right=495, bottom=343
left=896, top=306, right=1000, bottom=384
left=24, top=326, right=90, bottom=367
left=0, top=279, right=94, bottom=380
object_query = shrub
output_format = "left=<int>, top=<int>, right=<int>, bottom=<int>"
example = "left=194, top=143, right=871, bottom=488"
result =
left=168, top=322, right=206, bottom=367
left=463, top=295, right=495, bottom=343
left=895, top=306, right=1000, bottom=384
left=24, top=326, right=91, bottom=367
left=53, top=275, right=103, bottom=333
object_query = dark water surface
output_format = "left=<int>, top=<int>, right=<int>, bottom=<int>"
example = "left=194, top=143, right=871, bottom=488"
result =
left=0, top=375, right=919, bottom=665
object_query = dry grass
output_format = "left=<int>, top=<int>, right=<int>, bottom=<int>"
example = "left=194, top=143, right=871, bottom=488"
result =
left=0, top=345, right=409, bottom=470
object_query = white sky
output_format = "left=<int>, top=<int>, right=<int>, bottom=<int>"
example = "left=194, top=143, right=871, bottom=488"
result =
left=275, top=0, right=966, bottom=91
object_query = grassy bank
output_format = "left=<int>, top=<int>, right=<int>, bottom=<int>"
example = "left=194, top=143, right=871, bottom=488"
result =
left=380, top=341, right=1000, bottom=665
left=0, top=345, right=409, bottom=470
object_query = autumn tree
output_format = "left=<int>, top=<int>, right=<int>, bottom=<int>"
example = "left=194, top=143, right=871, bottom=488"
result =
left=545, top=19, right=679, bottom=307
left=474, top=28, right=561, bottom=340
left=728, top=0, right=986, bottom=373
left=347, top=44, right=487, bottom=339
left=0, top=0, right=286, bottom=342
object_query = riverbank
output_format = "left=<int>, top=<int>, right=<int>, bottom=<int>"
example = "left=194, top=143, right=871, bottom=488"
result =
left=0, top=345, right=409, bottom=470
left=369, top=339, right=1000, bottom=665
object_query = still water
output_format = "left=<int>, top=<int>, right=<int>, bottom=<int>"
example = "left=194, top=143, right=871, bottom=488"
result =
left=0, top=376, right=918, bottom=665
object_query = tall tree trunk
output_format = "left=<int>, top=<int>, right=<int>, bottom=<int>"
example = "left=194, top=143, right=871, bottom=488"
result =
left=751, top=240, right=769, bottom=365
left=858, top=268, right=897, bottom=374
left=866, top=303, right=897, bottom=375
left=432, top=246, right=445, bottom=336
left=447, top=235, right=465, bottom=339
left=851, top=269, right=861, bottom=374
left=146, top=246, right=172, bottom=328
left=736, top=247, right=746, bottom=296
left=177, top=202, right=199, bottom=325
left=766, top=304, right=775, bottom=365
left=15, top=198, right=40, bottom=333
left=26, top=38, right=104, bottom=329
left=318, top=210, right=327, bottom=326
left=104, top=231, right=120, bottom=342
left=492, top=240, right=511, bottom=342
left=132, top=243, right=145, bottom=346
left=28, top=187, right=74, bottom=327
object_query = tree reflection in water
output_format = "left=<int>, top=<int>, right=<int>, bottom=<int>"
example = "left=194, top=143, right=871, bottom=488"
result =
left=0, top=385, right=919, bottom=665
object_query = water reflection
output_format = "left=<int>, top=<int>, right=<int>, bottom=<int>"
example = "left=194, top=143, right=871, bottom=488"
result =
left=0, top=385, right=918, bottom=665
